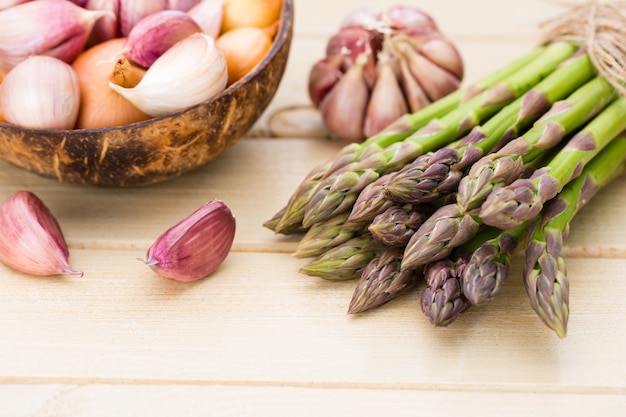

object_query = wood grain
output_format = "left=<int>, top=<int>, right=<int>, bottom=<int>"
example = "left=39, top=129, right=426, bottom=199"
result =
left=1, top=0, right=625, bottom=415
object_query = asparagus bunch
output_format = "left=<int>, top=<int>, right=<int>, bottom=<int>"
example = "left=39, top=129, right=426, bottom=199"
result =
left=268, top=39, right=626, bottom=335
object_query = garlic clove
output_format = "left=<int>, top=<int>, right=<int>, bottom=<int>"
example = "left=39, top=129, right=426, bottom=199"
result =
left=1, top=55, right=81, bottom=130
left=363, top=52, right=408, bottom=138
left=123, top=9, right=203, bottom=68
left=416, top=36, right=465, bottom=80
left=394, top=46, right=430, bottom=113
left=118, top=0, right=168, bottom=36
left=0, top=191, right=83, bottom=277
left=308, top=53, right=343, bottom=107
left=83, top=0, right=121, bottom=45
left=0, top=0, right=29, bottom=11
left=187, top=0, right=225, bottom=39
left=167, top=0, right=201, bottom=11
left=141, top=199, right=236, bottom=282
left=109, top=33, right=227, bottom=117
left=0, top=0, right=115, bottom=73
left=319, top=52, right=370, bottom=142
left=405, top=45, right=461, bottom=102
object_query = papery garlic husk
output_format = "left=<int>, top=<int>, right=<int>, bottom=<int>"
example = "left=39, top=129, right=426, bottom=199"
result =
left=363, top=51, right=408, bottom=138
left=1, top=55, right=80, bottom=130
left=123, top=9, right=203, bottom=68
left=118, top=0, right=168, bottom=36
left=142, top=199, right=236, bottom=282
left=187, top=0, right=225, bottom=39
left=0, top=0, right=115, bottom=73
left=0, top=191, right=83, bottom=277
left=319, top=52, right=370, bottom=142
left=109, top=32, right=227, bottom=117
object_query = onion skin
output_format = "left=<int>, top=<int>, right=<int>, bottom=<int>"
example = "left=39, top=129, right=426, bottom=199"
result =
left=72, top=38, right=151, bottom=129
left=221, top=0, right=282, bottom=32
left=217, top=27, right=273, bottom=85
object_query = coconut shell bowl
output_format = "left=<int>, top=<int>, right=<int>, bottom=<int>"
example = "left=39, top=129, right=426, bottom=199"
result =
left=0, top=0, right=294, bottom=187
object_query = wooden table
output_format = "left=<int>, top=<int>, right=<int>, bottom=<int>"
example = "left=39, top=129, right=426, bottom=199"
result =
left=2, top=1, right=626, bottom=415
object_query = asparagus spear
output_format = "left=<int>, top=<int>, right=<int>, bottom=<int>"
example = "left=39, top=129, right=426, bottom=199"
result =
left=368, top=203, right=429, bottom=247
left=292, top=212, right=367, bottom=258
left=266, top=47, right=549, bottom=234
left=460, top=224, right=528, bottom=306
left=421, top=253, right=472, bottom=327
left=480, top=95, right=626, bottom=229
left=400, top=76, right=617, bottom=272
left=301, top=43, right=578, bottom=229
left=348, top=247, right=421, bottom=314
left=524, top=135, right=626, bottom=337
left=299, top=233, right=385, bottom=281
left=384, top=53, right=596, bottom=205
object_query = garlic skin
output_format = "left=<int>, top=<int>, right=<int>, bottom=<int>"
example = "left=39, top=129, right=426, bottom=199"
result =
left=109, top=33, right=228, bottom=117
left=1, top=56, right=81, bottom=130
left=0, top=0, right=115, bottom=73
left=119, top=0, right=169, bottom=36
left=187, top=0, right=225, bottom=39
left=167, top=0, right=201, bottom=11
left=123, top=10, right=202, bottom=68
left=0, top=0, right=29, bottom=11
left=142, top=199, right=236, bottom=282
left=0, top=191, right=83, bottom=277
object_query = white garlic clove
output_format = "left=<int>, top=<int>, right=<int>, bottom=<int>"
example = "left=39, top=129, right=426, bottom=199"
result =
left=109, top=33, right=228, bottom=117
left=0, top=191, right=83, bottom=277
left=187, top=0, right=225, bottom=39
left=1, top=55, right=81, bottom=130
left=0, top=0, right=115, bottom=73
left=118, top=0, right=168, bottom=36
left=123, top=9, right=203, bottom=68
left=141, top=199, right=236, bottom=282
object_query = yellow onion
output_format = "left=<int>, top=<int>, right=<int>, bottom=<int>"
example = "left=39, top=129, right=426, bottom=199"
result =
left=72, top=37, right=151, bottom=129
left=221, top=0, right=282, bottom=32
left=217, top=26, right=272, bottom=85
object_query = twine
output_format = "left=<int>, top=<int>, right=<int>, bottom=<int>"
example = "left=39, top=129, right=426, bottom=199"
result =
left=539, top=0, right=626, bottom=96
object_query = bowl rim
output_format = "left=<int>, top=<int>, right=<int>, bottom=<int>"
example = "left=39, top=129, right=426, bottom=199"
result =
left=0, top=0, right=295, bottom=135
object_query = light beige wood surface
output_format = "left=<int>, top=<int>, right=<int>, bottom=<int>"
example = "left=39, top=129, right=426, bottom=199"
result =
left=2, top=0, right=626, bottom=415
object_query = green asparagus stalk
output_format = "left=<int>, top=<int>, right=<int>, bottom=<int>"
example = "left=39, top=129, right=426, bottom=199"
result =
left=266, top=47, right=549, bottom=234
left=480, top=95, right=626, bottom=229
left=420, top=253, right=472, bottom=327
left=524, top=135, right=626, bottom=337
left=299, top=233, right=385, bottom=281
left=460, top=224, right=528, bottom=306
left=301, top=43, right=578, bottom=229
left=348, top=247, right=421, bottom=314
left=292, top=212, right=367, bottom=258
left=457, top=76, right=617, bottom=214
left=383, top=53, right=596, bottom=205
left=399, top=77, right=618, bottom=272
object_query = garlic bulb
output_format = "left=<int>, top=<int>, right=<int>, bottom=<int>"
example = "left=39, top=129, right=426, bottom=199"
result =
left=1, top=56, right=81, bottom=130
left=109, top=33, right=228, bottom=117
left=309, top=5, right=464, bottom=142
left=0, top=0, right=115, bottom=73
left=0, top=191, right=83, bottom=277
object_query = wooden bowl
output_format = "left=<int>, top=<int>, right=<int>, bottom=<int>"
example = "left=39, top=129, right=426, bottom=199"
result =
left=0, top=0, right=294, bottom=187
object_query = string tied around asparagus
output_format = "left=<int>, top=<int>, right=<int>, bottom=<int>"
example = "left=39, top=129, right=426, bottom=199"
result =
left=540, top=0, right=626, bottom=97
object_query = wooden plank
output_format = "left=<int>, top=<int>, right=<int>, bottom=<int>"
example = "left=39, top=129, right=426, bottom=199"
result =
left=2, top=384, right=626, bottom=417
